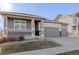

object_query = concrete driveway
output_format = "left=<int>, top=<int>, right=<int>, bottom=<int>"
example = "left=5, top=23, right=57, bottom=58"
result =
left=9, top=37, right=79, bottom=55
left=47, top=37, right=79, bottom=46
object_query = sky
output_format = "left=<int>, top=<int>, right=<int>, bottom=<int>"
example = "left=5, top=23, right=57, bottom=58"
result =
left=0, top=3, right=79, bottom=31
left=0, top=3, right=79, bottom=20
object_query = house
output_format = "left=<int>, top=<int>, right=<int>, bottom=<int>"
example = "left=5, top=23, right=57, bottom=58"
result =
left=0, top=11, right=45, bottom=40
left=54, top=13, right=79, bottom=37
left=0, top=11, right=68, bottom=40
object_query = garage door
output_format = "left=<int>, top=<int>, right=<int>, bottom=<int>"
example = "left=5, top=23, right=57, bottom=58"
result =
left=44, top=27, right=59, bottom=38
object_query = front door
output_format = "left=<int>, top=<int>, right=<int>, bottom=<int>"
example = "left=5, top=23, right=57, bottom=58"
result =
left=35, top=20, right=40, bottom=36
left=59, top=31, right=62, bottom=37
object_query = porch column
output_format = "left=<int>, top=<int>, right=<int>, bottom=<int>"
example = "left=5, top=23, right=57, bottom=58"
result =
left=3, top=16, right=8, bottom=37
left=40, top=20, right=44, bottom=39
left=31, top=19, right=35, bottom=38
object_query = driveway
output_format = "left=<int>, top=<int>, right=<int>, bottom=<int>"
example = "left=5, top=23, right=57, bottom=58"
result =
left=9, top=37, right=79, bottom=55
left=46, top=37, right=79, bottom=46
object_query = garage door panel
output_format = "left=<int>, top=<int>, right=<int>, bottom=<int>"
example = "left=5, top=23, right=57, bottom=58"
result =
left=44, top=27, right=59, bottom=37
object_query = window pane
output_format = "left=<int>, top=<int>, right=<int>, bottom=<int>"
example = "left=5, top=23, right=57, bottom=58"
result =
left=21, top=20, right=26, bottom=29
left=21, top=24, right=26, bottom=29
left=15, top=20, right=20, bottom=24
left=21, top=21, right=26, bottom=24
left=14, top=20, right=20, bottom=29
left=21, top=20, right=26, bottom=23
left=14, top=20, right=26, bottom=29
left=15, top=24, right=20, bottom=29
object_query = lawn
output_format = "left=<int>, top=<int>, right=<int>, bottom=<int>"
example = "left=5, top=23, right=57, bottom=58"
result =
left=0, top=40, right=60, bottom=54
left=58, top=50, right=79, bottom=55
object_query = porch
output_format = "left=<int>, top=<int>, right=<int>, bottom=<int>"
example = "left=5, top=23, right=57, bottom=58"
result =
left=69, top=25, right=79, bottom=37
left=3, top=16, right=44, bottom=39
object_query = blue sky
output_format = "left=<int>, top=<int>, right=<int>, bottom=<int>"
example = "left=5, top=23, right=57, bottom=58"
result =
left=1, top=3, right=79, bottom=20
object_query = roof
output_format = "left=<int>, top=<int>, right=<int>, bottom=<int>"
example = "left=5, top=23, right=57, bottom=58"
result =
left=54, top=14, right=75, bottom=21
left=53, top=14, right=63, bottom=21
left=44, top=20, right=68, bottom=25
left=69, top=12, right=79, bottom=17
left=0, top=11, right=47, bottom=20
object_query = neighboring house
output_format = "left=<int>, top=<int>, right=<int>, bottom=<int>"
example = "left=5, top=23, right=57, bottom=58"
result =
left=0, top=11, right=45, bottom=39
left=54, top=13, right=79, bottom=37
left=43, top=20, right=68, bottom=38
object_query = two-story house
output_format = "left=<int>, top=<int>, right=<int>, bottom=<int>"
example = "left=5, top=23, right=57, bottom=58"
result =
left=54, top=13, right=79, bottom=37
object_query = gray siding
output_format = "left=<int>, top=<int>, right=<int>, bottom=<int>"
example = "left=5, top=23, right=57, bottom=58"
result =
left=8, top=19, right=14, bottom=28
left=44, top=27, right=59, bottom=38
left=4, top=18, right=7, bottom=27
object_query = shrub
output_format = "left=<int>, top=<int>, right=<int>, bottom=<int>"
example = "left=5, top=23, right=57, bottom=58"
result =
left=0, top=37, right=4, bottom=43
left=3, top=37, right=7, bottom=42
left=0, top=37, right=7, bottom=43
left=7, top=36, right=17, bottom=42
left=18, top=36, right=25, bottom=41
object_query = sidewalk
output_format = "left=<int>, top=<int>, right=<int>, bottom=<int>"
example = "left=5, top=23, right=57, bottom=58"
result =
left=9, top=37, right=79, bottom=55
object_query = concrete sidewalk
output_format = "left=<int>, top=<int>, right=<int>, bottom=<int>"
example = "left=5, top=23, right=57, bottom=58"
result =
left=9, top=37, right=79, bottom=55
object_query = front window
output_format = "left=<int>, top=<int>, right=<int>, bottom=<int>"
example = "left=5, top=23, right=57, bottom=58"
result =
left=14, top=20, right=26, bottom=30
left=21, top=21, right=26, bottom=29
left=73, top=17, right=79, bottom=24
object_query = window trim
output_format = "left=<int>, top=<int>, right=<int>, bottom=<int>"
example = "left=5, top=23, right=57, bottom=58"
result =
left=14, top=20, right=26, bottom=30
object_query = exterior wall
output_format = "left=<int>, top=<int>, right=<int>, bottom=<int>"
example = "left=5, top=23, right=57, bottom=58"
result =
left=44, top=22, right=61, bottom=27
left=58, top=16, right=74, bottom=24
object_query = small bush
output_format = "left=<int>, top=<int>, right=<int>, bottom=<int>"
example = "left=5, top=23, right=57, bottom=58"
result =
left=7, top=36, right=17, bottom=42
left=2, top=37, right=7, bottom=42
left=0, top=37, right=4, bottom=43
left=18, top=36, right=25, bottom=41
left=0, top=37, right=6, bottom=43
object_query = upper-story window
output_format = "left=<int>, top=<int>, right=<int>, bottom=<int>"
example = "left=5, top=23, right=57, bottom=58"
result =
left=14, top=20, right=26, bottom=30
left=73, top=17, right=79, bottom=24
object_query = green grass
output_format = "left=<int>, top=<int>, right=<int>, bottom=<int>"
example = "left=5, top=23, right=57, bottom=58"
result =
left=0, top=40, right=60, bottom=54
left=58, top=50, right=79, bottom=55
